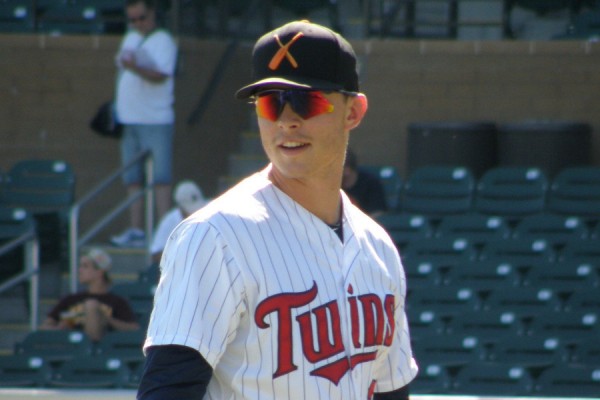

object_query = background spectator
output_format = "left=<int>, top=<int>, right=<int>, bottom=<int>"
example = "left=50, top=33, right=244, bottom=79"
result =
left=39, top=248, right=140, bottom=341
left=150, top=180, right=207, bottom=263
left=111, top=0, right=178, bottom=248
left=342, top=148, right=388, bottom=216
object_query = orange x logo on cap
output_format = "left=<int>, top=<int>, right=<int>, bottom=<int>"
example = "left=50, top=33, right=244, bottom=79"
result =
left=268, top=32, right=304, bottom=70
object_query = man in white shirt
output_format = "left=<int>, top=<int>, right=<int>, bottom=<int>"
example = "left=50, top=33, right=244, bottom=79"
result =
left=111, top=0, right=178, bottom=248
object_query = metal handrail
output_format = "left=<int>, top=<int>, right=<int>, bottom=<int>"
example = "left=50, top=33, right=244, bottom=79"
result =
left=0, top=229, right=40, bottom=331
left=68, top=150, right=154, bottom=293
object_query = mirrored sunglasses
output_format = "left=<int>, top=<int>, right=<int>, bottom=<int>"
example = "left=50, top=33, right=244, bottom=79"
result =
left=255, top=90, right=335, bottom=122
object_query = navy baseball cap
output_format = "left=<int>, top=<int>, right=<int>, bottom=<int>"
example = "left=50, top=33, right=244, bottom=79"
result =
left=235, top=20, right=359, bottom=99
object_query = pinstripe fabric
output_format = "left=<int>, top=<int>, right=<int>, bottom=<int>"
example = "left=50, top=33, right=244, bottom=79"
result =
left=145, top=168, right=418, bottom=399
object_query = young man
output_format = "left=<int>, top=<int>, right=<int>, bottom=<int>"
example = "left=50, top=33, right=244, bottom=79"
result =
left=138, top=20, right=417, bottom=399
left=111, top=0, right=178, bottom=248
left=150, top=180, right=207, bottom=263
left=40, top=248, right=139, bottom=342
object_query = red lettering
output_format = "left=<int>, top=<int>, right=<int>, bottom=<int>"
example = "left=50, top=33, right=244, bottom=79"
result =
left=297, top=300, right=345, bottom=363
left=359, top=294, right=385, bottom=347
left=254, top=282, right=396, bottom=384
left=255, top=282, right=318, bottom=377
left=383, top=295, right=395, bottom=346
left=348, top=285, right=361, bottom=348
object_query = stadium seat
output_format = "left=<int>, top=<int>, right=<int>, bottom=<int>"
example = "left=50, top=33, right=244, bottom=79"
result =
left=2, top=159, right=75, bottom=211
left=435, top=214, right=510, bottom=248
left=403, top=237, right=477, bottom=264
left=0, top=206, right=36, bottom=282
left=0, top=354, right=51, bottom=387
left=406, top=307, right=447, bottom=336
left=590, top=222, right=600, bottom=240
left=94, top=329, right=145, bottom=366
left=14, top=330, right=94, bottom=365
left=547, top=166, right=600, bottom=222
left=375, top=212, right=433, bottom=249
left=360, top=165, right=403, bottom=211
left=402, top=238, right=477, bottom=287
left=523, top=261, right=597, bottom=300
left=400, top=166, right=475, bottom=217
left=479, top=238, right=555, bottom=277
left=534, top=364, right=600, bottom=397
left=408, top=285, right=481, bottom=317
left=445, top=309, right=523, bottom=340
left=512, top=214, right=588, bottom=250
left=482, top=287, right=561, bottom=318
left=563, top=288, right=600, bottom=313
left=138, top=262, right=160, bottom=284
left=443, top=259, right=521, bottom=291
left=451, top=362, right=534, bottom=395
left=0, top=1, right=34, bottom=32
left=2, top=159, right=75, bottom=264
left=569, top=337, right=600, bottom=366
left=375, top=213, right=433, bottom=251
left=111, top=281, right=157, bottom=322
left=36, top=0, right=104, bottom=35
left=125, top=360, right=145, bottom=389
left=559, top=239, right=600, bottom=263
left=526, top=310, right=599, bottom=342
left=409, top=361, right=452, bottom=394
left=48, top=355, right=129, bottom=388
left=486, top=335, right=565, bottom=368
left=412, top=333, right=484, bottom=367
left=403, top=259, right=446, bottom=290
left=474, top=166, right=548, bottom=220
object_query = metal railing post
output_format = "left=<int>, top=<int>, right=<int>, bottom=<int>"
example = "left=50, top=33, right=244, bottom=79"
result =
left=26, top=237, right=40, bottom=331
left=144, top=154, right=154, bottom=267
left=66, top=150, right=154, bottom=293
left=69, top=204, right=80, bottom=293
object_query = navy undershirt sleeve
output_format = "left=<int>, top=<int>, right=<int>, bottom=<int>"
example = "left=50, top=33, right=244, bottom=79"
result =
left=137, top=345, right=212, bottom=400
left=374, top=384, right=410, bottom=400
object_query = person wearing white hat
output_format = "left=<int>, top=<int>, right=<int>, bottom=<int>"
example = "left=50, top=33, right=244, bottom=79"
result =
left=40, top=247, right=140, bottom=341
left=150, top=180, right=208, bottom=263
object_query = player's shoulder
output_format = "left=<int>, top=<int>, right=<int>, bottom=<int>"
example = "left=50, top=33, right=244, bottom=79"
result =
left=183, top=172, right=271, bottom=227
left=346, top=199, right=388, bottom=236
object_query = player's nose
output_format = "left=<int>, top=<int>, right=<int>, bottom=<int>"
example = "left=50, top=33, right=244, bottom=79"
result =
left=277, top=104, right=302, bottom=129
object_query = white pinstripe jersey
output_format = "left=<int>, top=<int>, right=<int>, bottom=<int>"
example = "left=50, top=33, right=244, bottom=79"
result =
left=144, top=167, right=418, bottom=399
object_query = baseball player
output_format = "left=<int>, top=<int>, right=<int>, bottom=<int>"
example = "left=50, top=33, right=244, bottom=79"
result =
left=137, top=20, right=418, bottom=400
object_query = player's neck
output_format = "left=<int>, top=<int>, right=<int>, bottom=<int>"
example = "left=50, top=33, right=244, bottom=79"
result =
left=269, top=169, right=342, bottom=225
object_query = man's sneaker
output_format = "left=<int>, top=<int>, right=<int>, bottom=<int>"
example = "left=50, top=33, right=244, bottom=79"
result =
left=110, top=228, right=146, bottom=248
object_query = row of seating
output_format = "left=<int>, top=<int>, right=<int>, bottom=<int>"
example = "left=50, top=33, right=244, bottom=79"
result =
left=367, top=164, right=600, bottom=220
left=0, top=159, right=75, bottom=273
left=0, top=329, right=145, bottom=388
left=379, top=212, right=600, bottom=254
left=0, top=0, right=125, bottom=35
left=414, top=360, right=600, bottom=396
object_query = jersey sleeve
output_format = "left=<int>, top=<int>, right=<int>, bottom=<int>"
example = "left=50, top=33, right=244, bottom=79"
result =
left=373, top=249, right=418, bottom=392
left=143, top=219, right=245, bottom=368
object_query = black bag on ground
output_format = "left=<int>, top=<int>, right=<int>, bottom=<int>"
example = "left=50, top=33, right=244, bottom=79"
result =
left=90, top=101, right=123, bottom=139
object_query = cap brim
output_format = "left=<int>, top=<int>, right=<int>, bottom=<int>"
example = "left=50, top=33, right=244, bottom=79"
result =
left=235, top=77, right=345, bottom=99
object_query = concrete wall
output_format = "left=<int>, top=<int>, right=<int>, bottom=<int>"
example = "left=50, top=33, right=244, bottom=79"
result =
left=1, top=34, right=599, bottom=235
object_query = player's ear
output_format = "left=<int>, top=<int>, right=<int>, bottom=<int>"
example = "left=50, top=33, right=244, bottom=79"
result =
left=346, top=93, right=368, bottom=130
